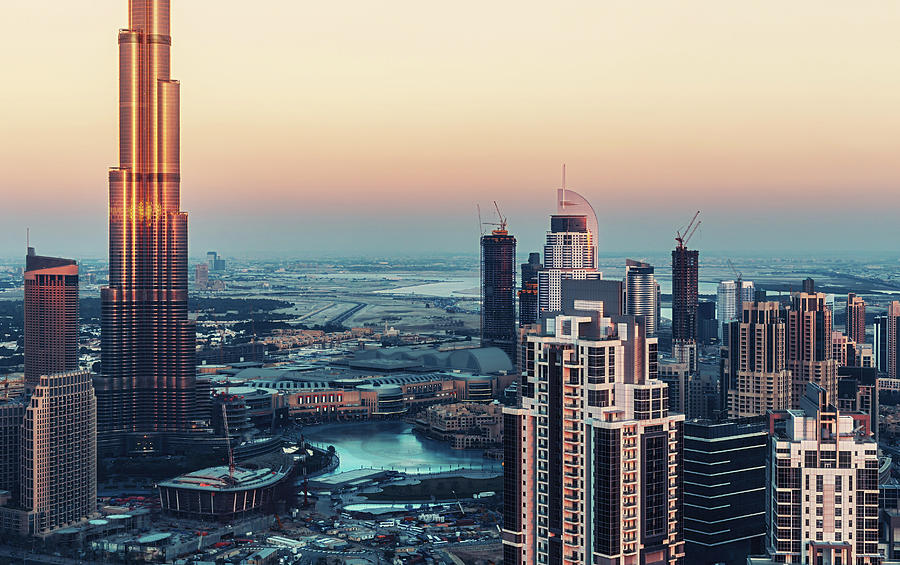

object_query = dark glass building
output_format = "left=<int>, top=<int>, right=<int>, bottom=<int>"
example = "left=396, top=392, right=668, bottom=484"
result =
left=683, top=418, right=767, bottom=565
left=24, top=247, right=78, bottom=390
left=95, top=0, right=198, bottom=455
left=481, top=227, right=517, bottom=362
left=672, top=247, right=699, bottom=343
left=518, top=252, right=541, bottom=327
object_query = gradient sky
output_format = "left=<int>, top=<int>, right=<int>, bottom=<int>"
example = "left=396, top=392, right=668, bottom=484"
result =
left=2, top=1, right=900, bottom=259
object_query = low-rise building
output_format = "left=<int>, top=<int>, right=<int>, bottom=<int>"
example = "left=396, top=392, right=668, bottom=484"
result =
left=415, top=402, right=502, bottom=449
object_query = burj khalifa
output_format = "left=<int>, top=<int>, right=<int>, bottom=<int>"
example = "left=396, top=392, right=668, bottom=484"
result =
left=95, top=0, right=197, bottom=455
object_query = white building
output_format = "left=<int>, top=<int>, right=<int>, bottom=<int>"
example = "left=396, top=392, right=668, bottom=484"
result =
left=625, top=259, right=657, bottom=335
left=716, top=279, right=755, bottom=339
left=502, top=307, right=684, bottom=565
left=766, top=383, right=880, bottom=564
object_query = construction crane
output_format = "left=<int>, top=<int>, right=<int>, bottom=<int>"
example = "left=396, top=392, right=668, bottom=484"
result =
left=675, top=210, right=701, bottom=250
left=222, top=404, right=235, bottom=480
left=727, top=259, right=744, bottom=321
left=480, top=201, right=508, bottom=234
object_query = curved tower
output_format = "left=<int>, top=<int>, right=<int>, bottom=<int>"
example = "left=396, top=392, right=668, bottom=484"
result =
left=96, top=0, right=196, bottom=455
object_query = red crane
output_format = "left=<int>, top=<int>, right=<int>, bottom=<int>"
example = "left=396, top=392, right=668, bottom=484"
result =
left=675, top=210, right=701, bottom=250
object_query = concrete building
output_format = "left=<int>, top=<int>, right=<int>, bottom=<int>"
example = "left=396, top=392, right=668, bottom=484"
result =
left=538, top=187, right=600, bottom=316
left=846, top=293, right=867, bottom=346
left=875, top=301, right=900, bottom=379
left=519, top=252, right=542, bottom=328
left=21, top=371, right=97, bottom=535
left=683, top=419, right=768, bottom=565
left=721, top=301, right=791, bottom=417
left=415, top=402, right=502, bottom=449
left=672, top=246, right=698, bottom=345
left=659, top=360, right=716, bottom=419
left=832, top=331, right=857, bottom=369
left=625, top=259, right=658, bottom=335
left=24, top=248, right=78, bottom=390
left=195, top=263, right=209, bottom=290
left=716, top=279, right=755, bottom=339
left=765, top=383, right=880, bottom=564
left=0, top=399, right=25, bottom=501
left=502, top=309, right=684, bottom=565
left=787, top=293, right=837, bottom=409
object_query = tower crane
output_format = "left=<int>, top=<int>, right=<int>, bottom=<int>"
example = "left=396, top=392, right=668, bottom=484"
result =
left=675, top=210, right=701, bottom=250
left=480, top=201, right=508, bottom=234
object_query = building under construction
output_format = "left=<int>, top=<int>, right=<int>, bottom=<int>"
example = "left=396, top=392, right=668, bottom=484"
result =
left=672, top=212, right=700, bottom=344
left=481, top=207, right=517, bottom=363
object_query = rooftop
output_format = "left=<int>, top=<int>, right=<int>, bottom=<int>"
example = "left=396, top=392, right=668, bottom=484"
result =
left=158, top=465, right=289, bottom=492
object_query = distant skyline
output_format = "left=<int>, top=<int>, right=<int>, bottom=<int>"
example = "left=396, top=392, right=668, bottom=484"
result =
left=3, top=1, right=900, bottom=258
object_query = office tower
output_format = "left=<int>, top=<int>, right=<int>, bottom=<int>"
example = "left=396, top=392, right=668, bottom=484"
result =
left=683, top=419, right=767, bottom=565
left=537, top=187, right=600, bottom=315
left=502, top=309, right=684, bottom=565
left=875, top=301, right=900, bottom=378
left=207, top=251, right=225, bottom=271
left=697, top=300, right=717, bottom=344
left=716, top=279, right=755, bottom=339
left=195, top=263, right=209, bottom=290
left=721, top=301, right=791, bottom=417
left=802, top=277, right=815, bottom=294
left=672, top=240, right=698, bottom=350
left=0, top=399, right=24, bottom=500
left=95, top=0, right=197, bottom=455
left=24, top=248, right=78, bottom=390
left=18, top=371, right=97, bottom=535
left=625, top=259, right=657, bottom=335
left=519, top=252, right=541, bottom=327
left=766, top=383, right=880, bottom=565
left=481, top=224, right=517, bottom=361
left=846, top=293, right=866, bottom=345
left=786, top=293, right=837, bottom=408
left=836, top=366, right=878, bottom=442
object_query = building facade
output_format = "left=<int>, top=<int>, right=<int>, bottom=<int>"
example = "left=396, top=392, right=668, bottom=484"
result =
left=683, top=419, right=767, bottom=565
left=502, top=310, right=684, bottom=565
left=625, top=259, right=658, bottom=335
left=672, top=246, right=698, bottom=348
left=766, top=384, right=880, bottom=564
left=24, top=248, right=78, bottom=390
left=787, top=292, right=837, bottom=409
left=875, top=301, right=900, bottom=379
left=519, top=252, right=542, bottom=327
left=721, top=301, right=791, bottom=418
left=846, top=293, right=866, bottom=346
left=95, top=0, right=199, bottom=455
left=538, top=189, right=600, bottom=316
left=21, top=371, right=97, bottom=535
left=716, top=279, right=755, bottom=339
left=0, top=400, right=25, bottom=501
left=481, top=227, right=517, bottom=362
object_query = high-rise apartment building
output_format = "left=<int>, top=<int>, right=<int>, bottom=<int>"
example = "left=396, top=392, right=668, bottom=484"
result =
left=721, top=301, right=791, bottom=417
left=20, top=371, right=97, bottom=535
left=0, top=399, right=25, bottom=501
left=786, top=292, right=837, bottom=408
left=832, top=331, right=856, bottom=368
left=672, top=245, right=698, bottom=347
left=802, top=277, right=815, bottom=294
left=502, top=309, right=684, bottom=565
left=24, top=248, right=78, bottom=390
left=625, top=259, right=658, bottom=335
left=481, top=226, right=517, bottom=362
left=875, top=301, right=900, bottom=379
left=95, top=0, right=198, bottom=455
left=195, top=263, right=209, bottom=290
left=538, top=188, right=600, bottom=315
left=765, top=383, right=880, bottom=564
left=519, top=252, right=541, bottom=327
left=846, top=293, right=866, bottom=345
left=683, top=419, right=767, bottom=565
left=716, top=279, right=755, bottom=339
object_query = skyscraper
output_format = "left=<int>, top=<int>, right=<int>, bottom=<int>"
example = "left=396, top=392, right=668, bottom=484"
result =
left=874, top=301, right=900, bottom=379
left=21, top=371, right=97, bottom=535
left=480, top=224, right=517, bottom=361
left=716, top=279, right=755, bottom=339
left=95, top=0, right=197, bottom=455
left=846, top=293, right=866, bottom=345
left=721, top=301, right=791, bottom=417
left=672, top=241, right=698, bottom=347
left=518, top=252, right=541, bottom=327
left=502, top=309, right=684, bottom=565
left=24, top=248, right=78, bottom=390
left=625, top=259, right=658, bottom=335
left=786, top=292, right=837, bottom=408
left=538, top=187, right=600, bottom=315
left=765, top=383, right=880, bottom=564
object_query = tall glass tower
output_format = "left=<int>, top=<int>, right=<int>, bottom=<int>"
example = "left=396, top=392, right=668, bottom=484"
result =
left=95, top=0, right=196, bottom=455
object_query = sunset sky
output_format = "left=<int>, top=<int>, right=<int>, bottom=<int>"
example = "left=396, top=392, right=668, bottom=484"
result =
left=2, top=1, right=900, bottom=259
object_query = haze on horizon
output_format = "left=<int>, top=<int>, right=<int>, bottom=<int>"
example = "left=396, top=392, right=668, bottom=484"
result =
left=2, top=1, right=899, bottom=260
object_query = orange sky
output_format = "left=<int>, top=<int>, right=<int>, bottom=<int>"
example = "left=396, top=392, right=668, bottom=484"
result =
left=2, top=1, right=900, bottom=256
